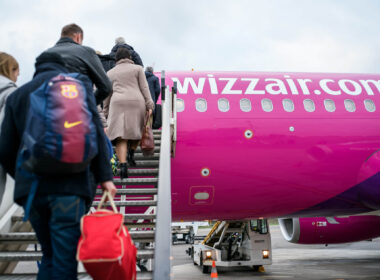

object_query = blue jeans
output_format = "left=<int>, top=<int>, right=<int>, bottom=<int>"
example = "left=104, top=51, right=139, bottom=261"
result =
left=24, top=195, right=86, bottom=280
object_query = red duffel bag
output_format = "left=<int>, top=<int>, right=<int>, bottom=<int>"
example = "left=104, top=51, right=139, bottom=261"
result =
left=77, top=191, right=137, bottom=280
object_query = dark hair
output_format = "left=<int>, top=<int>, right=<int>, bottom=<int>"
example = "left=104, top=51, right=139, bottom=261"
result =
left=115, top=47, right=131, bottom=62
left=61, top=23, right=83, bottom=38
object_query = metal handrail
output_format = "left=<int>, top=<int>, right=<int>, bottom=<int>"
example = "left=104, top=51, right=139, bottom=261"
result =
left=171, top=82, right=177, bottom=157
left=153, top=82, right=173, bottom=279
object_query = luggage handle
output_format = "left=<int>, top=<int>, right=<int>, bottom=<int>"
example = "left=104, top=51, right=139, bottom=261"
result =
left=97, top=191, right=118, bottom=213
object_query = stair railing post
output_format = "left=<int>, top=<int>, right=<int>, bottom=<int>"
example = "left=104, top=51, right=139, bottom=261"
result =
left=153, top=85, right=172, bottom=280
left=161, top=70, right=166, bottom=101
left=171, top=82, right=177, bottom=157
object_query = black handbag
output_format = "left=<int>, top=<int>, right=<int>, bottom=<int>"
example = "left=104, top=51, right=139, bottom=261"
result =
left=152, top=104, right=162, bottom=129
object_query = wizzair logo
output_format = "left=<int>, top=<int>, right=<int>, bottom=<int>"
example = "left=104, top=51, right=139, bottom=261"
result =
left=171, top=74, right=380, bottom=96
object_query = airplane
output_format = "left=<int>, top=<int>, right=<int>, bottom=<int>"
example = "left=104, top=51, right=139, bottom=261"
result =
left=159, top=71, right=380, bottom=245
left=1, top=70, right=380, bottom=249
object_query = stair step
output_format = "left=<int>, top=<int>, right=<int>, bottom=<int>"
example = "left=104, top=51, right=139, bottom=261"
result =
left=0, top=230, right=155, bottom=243
left=112, top=178, right=158, bottom=185
left=135, top=147, right=160, bottom=153
left=0, top=252, right=41, bottom=261
left=12, top=214, right=156, bottom=224
left=124, top=214, right=156, bottom=220
left=0, top=233, right=37, bottom=244
left=96, top=188, right=157, bottom=195
left=0, top=249, right=154, bottom=261
left=133, top=153, right=159, bottom=160
left=123, top=168, right=159, bottom=176
left=137, top=249, right=154, bottom=259
left=136, top=271, right=153, bottom=280
left=126, top=222, right=155, bottom=228
left=0, top=272, right=152, bottom=280
left=92, top=200, right=157, bottom=207
left=130, top=161, right=159, bottom=168
left=0, top=274, right=91, bottom=280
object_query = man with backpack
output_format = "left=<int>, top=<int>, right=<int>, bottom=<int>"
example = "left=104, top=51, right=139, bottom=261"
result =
left=0, top=52, right=116, bottom=279
left=44, top=23, right=112, bottom=105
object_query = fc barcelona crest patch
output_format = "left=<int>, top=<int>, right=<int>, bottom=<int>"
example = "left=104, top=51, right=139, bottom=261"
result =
left=61, top=84, right=79, bottom=99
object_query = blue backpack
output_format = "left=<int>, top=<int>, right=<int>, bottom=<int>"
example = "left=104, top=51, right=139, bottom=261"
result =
left=18, top=73, right=98, bottom=220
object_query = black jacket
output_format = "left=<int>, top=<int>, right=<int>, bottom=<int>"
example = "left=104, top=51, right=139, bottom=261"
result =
left=145, top=71, right=160, bottom=104
left=0, top=62, right=113, bottom=206
left=44, top=37, right=112, bottom=105
left=98, top=54, right=115, bottom=73
left=110, top=43, right=144, bottom=67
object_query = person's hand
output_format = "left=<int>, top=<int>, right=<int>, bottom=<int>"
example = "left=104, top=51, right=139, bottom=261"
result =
left=100, top=181, right=117, bottom=197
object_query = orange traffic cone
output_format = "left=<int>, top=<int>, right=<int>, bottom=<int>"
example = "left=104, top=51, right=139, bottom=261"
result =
left=210, top=260, right=218, bottom=279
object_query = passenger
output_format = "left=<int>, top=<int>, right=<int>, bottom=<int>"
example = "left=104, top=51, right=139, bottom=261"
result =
left=110, top=36, right=144, bottom=67
left=104, top=48, right=154, bottom=178
left=0, top=52, right=116, bottom=279
left=0, top=52, right=19, bottom=205
left=43, top=23, right=112, bottom=104
left=96, top=50, right=115, bottom=73
left=145, top=66, right=160, bottom=105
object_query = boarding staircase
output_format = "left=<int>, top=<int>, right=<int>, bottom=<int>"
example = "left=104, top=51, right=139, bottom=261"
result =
left=0, top=73, right=177, bottom=279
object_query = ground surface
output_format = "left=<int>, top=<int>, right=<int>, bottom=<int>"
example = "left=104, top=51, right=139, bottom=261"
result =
left=7, top=225, right=380, bottom=279
left=171, top=225, right=380, bottom=280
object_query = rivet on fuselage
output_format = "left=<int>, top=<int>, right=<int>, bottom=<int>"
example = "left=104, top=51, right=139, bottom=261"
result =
left=244, top=129, right=254, bottom=139
left=201, top=168, right=211, bottom=177
left=289, top=126, right=295, bottom=132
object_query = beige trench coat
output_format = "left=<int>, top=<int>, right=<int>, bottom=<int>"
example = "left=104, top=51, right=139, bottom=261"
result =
left=104, top=58, right=154, bottom=141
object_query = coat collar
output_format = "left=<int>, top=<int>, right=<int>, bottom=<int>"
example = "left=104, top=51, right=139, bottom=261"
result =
left=56, top=37, right=78, bottom=45
left=0, top=75, right=16, bottom=89
left=116, top=58, right=135, bottom=66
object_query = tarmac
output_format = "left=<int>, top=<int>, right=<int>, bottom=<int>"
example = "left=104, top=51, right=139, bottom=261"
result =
left=171, top=225, right=380, bottom=280
left=8, top=225, right=380, bottom=279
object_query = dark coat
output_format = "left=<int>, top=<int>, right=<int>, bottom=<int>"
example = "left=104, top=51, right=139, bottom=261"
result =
left=145, top=71, right=160, bottom=104
left=0, top=61, right=113, bottom=206
left=44, top=37, right=112, bottom=105
left=110, top=43, right=144, bottom=67
left=97, top=54, right=115, bottom=73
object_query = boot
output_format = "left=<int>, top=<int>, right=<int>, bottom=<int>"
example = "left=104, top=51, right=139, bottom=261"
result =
left=127, top=149, right=137, bottom=167
left=119, top=163, right=128, bottom=179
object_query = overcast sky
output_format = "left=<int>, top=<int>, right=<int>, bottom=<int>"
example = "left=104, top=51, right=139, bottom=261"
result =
left=1, top=0, right=379, bottom=85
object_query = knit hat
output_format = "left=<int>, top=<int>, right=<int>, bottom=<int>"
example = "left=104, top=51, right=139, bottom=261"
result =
left=115, top=37, right=126, bottom=45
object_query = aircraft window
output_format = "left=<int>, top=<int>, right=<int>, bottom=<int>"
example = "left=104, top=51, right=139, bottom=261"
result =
left=282, top=99, right=294, bottom=112
left=240, top=98, right=252, bottom=112
left=261, top=99, right=273, bottom=112
left=250, top=219, right=268, bottom=234
left=195, top=98, right=207, bottom=112
left=303, top=99, right=315, bottom=112
left=324, top=99, right=336, bottom=112
left=218, top=98, right=230, bottom=112
left=176, top=98, right=185, bottom=112
left=364, top=99, right=376, bottom=112
left=344, top=99, right=356, bottom=112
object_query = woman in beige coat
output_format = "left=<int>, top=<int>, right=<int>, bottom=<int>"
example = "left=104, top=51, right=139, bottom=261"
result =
left=104, top=48, right=154, bottom=178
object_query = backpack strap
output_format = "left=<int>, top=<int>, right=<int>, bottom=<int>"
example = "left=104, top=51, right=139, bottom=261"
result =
left=16, top=148, right=40, bottom=222
left=22, top=178, right=39, bottom=222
